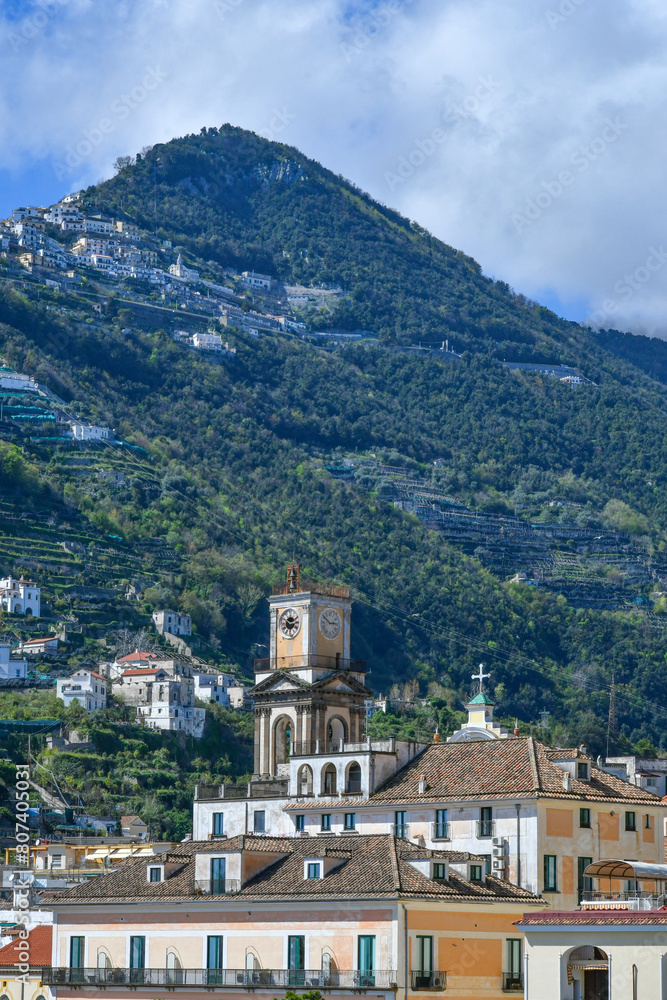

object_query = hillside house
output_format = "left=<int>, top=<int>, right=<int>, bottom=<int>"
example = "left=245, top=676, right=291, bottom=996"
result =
left=121, top=815, right=148, bottom=839
left=0, top=642, right=28, bottom=680
left=152, top=610, right=192, bottom=637
left=67, top=422, right=112, bottom=441
left=19, top=635, right=59, bottom=655
left=0, top=575, right=41, bottom=616
left=56, top=670, right=107, bottom=711
left=241, top=270, right=273, bottom=289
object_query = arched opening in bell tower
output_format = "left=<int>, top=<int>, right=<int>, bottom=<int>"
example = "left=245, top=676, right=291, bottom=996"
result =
left=272, top=715, right=292, bottom=770
left=327, top=716, right=348, bottom=751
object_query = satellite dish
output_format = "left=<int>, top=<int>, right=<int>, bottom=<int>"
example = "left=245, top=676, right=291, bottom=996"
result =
left=35, top=839, right=41, bottom=846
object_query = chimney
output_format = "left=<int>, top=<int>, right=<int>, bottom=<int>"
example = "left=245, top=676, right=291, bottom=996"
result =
left=418, top=775, right=428, bottom=794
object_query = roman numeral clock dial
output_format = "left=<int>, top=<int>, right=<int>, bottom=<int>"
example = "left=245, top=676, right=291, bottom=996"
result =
left=319, top=607, right=342, bottom=640
left=279, top=607, right=301, bottom=638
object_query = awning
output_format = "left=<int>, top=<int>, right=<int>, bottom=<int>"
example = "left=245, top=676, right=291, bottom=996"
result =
left=584, top=860, right=667, bottom=881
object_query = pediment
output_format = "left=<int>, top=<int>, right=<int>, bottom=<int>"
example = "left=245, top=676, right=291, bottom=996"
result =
left=250, top=671, right=309, bottom=695
left=312, top=672, right=371, bottom=696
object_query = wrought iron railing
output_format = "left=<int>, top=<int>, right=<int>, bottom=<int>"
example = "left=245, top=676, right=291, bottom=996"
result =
left=193, top=879, right=241, bottom=895
left=502, top=972, right=524, bottom=991
left=580, top=890, right=666, bottom=910
left=254, top=654, right=366, bottom=673
left=291, top=738, right=393, bottom=756
left=41, top=968, right=398, bottom=989
left=431, top=821, right=450, bottom=840
left=411, top=970, right=447, bottom=990
left=476, top=819, right=496, bottom=838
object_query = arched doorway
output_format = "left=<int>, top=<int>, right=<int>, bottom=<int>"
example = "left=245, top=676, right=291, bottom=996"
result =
left=567, top=946, right=608, bottom=1000
left=322, top=763, right=337, bottom=795
left=327, top=716, right=347, bottom=751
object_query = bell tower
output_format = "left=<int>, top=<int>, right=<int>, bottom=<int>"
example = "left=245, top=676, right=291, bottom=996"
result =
left=250, top=566, right=370, bottom=780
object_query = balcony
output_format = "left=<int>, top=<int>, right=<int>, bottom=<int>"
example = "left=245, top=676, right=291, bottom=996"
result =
left=291, top=738, right=395, bottom=757
left=254, top=654, right=366, bottom=674
left=431, top=822, right=450, bottom=841
left=580, top=890, right=667, bottom=911
left=194, top=879, right=241, bottom=895
left=411, top=971, right=447, bottom=990
left=476, top=819, right=496, bottom=838
left=41, top=968, right=398, bottom=990
left=502, top=973, right=523, bottom=992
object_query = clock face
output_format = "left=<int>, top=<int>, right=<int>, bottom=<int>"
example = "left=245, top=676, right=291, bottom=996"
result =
left=319, top=607, right=342, bottom=640
left=279, top=607, right=301, bottom=639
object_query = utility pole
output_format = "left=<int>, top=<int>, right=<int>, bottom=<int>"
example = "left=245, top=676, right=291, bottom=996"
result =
left=606, top=673, right=617, bottom=756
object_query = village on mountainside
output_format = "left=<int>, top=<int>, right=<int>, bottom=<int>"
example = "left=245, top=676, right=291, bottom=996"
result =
left=0, top=567, right=664, bottom=1000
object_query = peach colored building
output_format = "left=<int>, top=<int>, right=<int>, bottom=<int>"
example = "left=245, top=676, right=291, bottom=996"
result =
left=43, top=834, right=544, bottom=999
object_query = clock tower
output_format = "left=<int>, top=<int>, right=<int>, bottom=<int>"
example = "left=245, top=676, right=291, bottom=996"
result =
left=250, top=566, right=370, bottom=779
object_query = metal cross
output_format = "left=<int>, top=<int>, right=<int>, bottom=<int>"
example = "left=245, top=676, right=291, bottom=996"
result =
left=472, top=663, right=490, bottom=693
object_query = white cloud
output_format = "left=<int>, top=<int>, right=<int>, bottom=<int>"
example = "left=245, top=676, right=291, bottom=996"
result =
left=2, top=0, right=667, bottom=335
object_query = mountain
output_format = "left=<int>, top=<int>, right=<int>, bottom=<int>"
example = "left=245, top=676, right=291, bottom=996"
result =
left=1, top=124, right=667, bottom=763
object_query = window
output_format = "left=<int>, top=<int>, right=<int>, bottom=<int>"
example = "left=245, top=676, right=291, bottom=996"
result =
left=625, top=811, right=637, bottom=832
left=207, top=936, right=223, bottom=970
left=506, top=939, right=522, bottom=988
left=395, top=810, right=407, bottom=839
left=129, top=936, right=145, bottom=970
left=295, top=814, right=305, bottom=833
left=646, top=777, right=657, bottom=788
left=253, top=810, right=265, bottom=834
left=544, top=855, right=557, bottom=892
left=415, top=936, right=433, bottom=984
left=479, top=854, right=492, bottom=875
left=358, top=935, right=375, bottom=984
left=470, top=864, right=483, bottom=882
left=288, top=935, right=305, bottom=986
left=70, top=937, right=84, bottom=969
left=433, top=863, right=448, bottom=881
left=347, top=762, right=362, bottom=793
left=321, top=813, right=331, bottom=832
left=212, top=812, right=224, bottom=837
left=579, top=807, right=591, bottom=828
left=645, top=814, right=652, bottom=829
left=307, top=862, right=322, bottom=879
left=148, top=867, right=161, bottom=882
left=577, top=762, right=589, bottom=780
left=479, top=806, right=493, bottom=837
left=210, top=857, right=226, bottom=893
left=434, top=808, right=448, bottom=839
left=344, top=812, right=356, bottom=831
left=577, top=857, right=593, bottom=899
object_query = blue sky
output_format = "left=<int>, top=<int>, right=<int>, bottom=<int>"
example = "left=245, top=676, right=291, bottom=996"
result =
left=2, top=0, right=667, bottom=336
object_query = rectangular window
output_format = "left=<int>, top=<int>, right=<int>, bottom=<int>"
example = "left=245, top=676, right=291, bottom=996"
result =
left=212, top=812, right=224, bottom=837
left=479, top=854, right=492, bottom=875
left=307, top=862, right=321, bottom=879
left=295, top=814, right=305, bottom=833
left=395, top=810, right=407, bottom=839
left=288, top=935, right=305, bottom=986
left=129, top=936, right=145, bottom=970
left=577, top=762, right=589, bottom=780
left=69, top=937, right=84, bottom=969
left=506, top=938, right=522, bottom=987
left=148, top=867, right=161, bottom=882
left=415, top=935, right=433, bottom=982
left=253, top=810, right=265, bottom=834
left=344, top=812, right=356, bottom=831
left=479, top=806, right=493, bottom=837
left=210, top=857, right=226, bottom=893
left=625, top=811, right=636, bottom=831
left=645, top=814, right=652, bottom=829
left=433, top=863, right=447, bottom=881
left=470, top=864, right=483, bottom=882
left=544, top=855, right=557, bottom=892
left=434, top=808, right=448, bottom=839
left=577, top=857, right=593, bottom=899
left=321, top=813, right=331, bottom=832
left=579, top=807, right=591, bottom=828
left=358, top=935, right=375, bottom=983
left=207, top=936, right=223, bottom=970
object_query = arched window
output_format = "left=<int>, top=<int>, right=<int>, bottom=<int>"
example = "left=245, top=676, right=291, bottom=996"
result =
left=346, top=762, right=362, bottom=794
left=322, top=763, right=337, bottom=795
left=327, top=716, right=347, bottom=751
left=273, top=716, right=292, bottom=767
left=97, top=951, right=109, bottom=970
left=167, top=951, right=183, bottom=984
left=297, top=764, right=313, bottom=796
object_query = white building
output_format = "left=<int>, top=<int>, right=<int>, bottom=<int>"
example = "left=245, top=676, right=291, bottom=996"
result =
left=169, top=254, right=199, bottom=281
left=0, top=368, right=39, bottom=393
left=56, top=670, right=107, bottom=711
left=0, top=576, right=41, bottom=616
left=0, top=642, right=27, bottom=680
left=137, top=676, right=205, bottom=738
left=192, top=331, right=224, bottom=350
left=601, top=754, right=667, bottom=799
left=192, top=670, right=238, bottom=705
left=241, top=270, right=273, bottom=289
left=18, top=635, right=58, bottom=656
left=152, top=609, right=192, bottom=636
left=67, top=422, right=112, bottom=441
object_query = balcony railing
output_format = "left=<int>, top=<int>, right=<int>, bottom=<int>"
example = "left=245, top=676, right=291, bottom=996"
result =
left=431, top=822, right=450, bottom=840
left=254, top=654, right=366, bottom=673
left=390, top=822, right=410, bottom=840
left=292, top=738, right=395, bottom=757
left=476, top=820, right=496, bottom=838
left=502, top=973, right=524, bottom=992
left=193, top=879, right=241, bottom=895
left=411, top=971, right=447, bottom=990
left=41, top=968, right=398, bottom=989
left=580, top=890, right=666, bottom=911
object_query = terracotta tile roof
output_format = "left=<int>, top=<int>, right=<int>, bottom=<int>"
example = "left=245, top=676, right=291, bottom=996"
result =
left=369, top=737, right=665, bottom=805
left=120, top=668, right=163, bottom=677
left=516, top=909, right=667, bottom=926
left=0, top=925, right=52, bottom=966
left=43, top=835, right=542, bottom=906
left=118, top=651, right=158, bottom=662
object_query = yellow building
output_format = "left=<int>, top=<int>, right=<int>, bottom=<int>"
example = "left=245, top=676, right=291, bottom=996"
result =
left=43, top=834, right=543, bottom=999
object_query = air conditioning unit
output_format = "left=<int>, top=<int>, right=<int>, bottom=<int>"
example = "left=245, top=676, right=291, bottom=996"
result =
left=492, top=836, right=503, bottom=847
left=492, top=858, right=506, bottom=871
left=432, top=974, right=445, bottom=989
left=492, top=846, right=505, bottom=858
